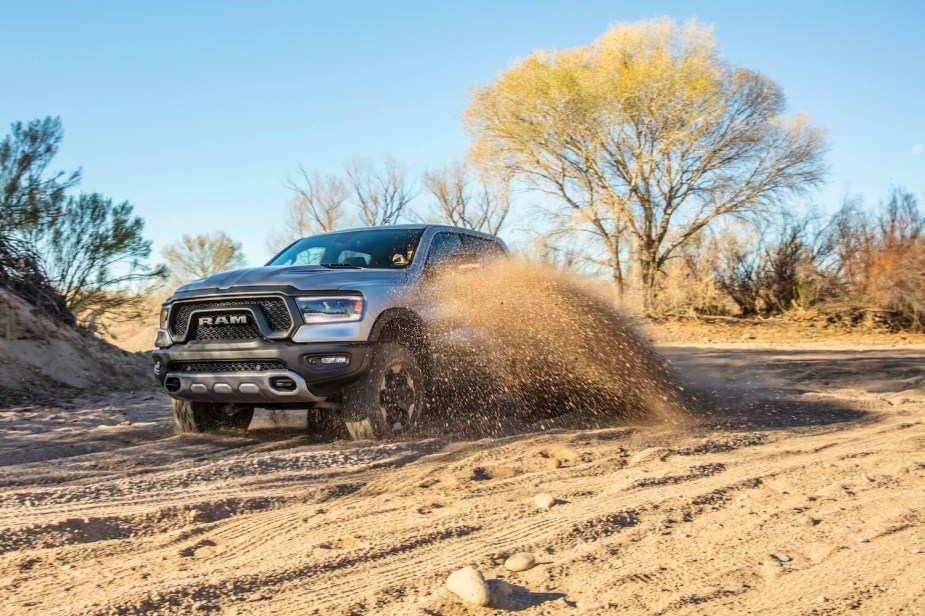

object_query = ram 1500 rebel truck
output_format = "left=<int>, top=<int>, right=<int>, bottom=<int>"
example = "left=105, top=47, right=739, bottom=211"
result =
left=152, top=224, right=507, bottom=440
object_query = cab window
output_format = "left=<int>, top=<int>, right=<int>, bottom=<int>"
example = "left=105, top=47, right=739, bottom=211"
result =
left=426, top=233, right=466, bottom=267
left=460, top=234, right=505, bottom=261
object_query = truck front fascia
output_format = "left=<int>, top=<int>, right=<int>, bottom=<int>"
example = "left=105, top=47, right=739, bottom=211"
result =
left=152, top=340, right=372, bottom=401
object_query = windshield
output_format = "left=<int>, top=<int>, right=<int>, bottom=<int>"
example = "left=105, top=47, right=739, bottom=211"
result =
left=267, top=228, right=425, bottom=269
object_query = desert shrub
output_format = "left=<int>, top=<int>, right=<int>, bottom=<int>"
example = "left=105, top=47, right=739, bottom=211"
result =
left=654, top=217, right=834, bottom=318
left=654, top=229, right=741, bottom=317
left=0, top=236, right=74, bottom=326
left=701, top=213, right=836, bottom=317
left=830, top=190, right=925, bottom=329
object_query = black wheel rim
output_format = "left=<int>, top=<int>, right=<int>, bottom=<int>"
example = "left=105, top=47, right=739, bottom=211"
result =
left=378, top=362, right=418, bottom=432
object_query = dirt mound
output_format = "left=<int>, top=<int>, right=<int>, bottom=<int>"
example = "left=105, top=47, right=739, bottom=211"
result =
left=0, top=288, right=152, bottom=406
left=428, top=260, right=691, bottom=426
left=97, top=294, right=164, bottom=352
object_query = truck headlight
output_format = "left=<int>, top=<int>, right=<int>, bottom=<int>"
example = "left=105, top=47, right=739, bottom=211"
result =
left=296, top=296, right=365, bottom=324
left=159, top=304, right=169, bottom=329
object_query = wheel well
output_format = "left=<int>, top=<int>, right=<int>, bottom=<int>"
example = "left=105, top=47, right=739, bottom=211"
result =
left=370, top=309, right=430, bottom=371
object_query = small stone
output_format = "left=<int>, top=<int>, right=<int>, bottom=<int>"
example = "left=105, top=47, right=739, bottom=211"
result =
left=546, top=458, right=562, bottom=470
left=772, top=552, right=792, bottom=562
left=504, top=552, right=536, bottom=572
left=534, top=493, right=555, bottom=510
left=800, top=515, right=818, bottom=526
left=446, top=566, right=490, bottom=606
left=817, top=595, right=828, bottom=603
left=910, top=548, right=922, bottom=554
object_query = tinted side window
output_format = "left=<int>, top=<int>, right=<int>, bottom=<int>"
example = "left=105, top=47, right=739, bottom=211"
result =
left=427, top=233, right=466, bottom=266
left=460, top=235, right=505, bottom=261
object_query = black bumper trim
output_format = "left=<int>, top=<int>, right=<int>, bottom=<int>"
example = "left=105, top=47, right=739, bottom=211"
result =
left=152, top=341, right=372, bottom=398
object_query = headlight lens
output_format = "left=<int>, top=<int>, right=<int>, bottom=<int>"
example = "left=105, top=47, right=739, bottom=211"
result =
left=159, top=304, right=169, bottom=329
left=296, top=296, right=365, bottom=324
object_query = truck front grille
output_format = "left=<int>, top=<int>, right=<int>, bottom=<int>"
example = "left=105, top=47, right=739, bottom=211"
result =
left=192, top=321, right=263, bottom=340
left=171, top=360, right=287, bottom=373
left=171, top=297, right=293, bottom=340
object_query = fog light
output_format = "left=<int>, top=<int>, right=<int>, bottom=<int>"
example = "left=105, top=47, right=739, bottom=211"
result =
left=155, top=329, right=173, bottom=348
left=269, top=376, right=297, bottom=392
left=165, top=376, right=181, bottom=392
left=307, top=355, right=350, bottom=366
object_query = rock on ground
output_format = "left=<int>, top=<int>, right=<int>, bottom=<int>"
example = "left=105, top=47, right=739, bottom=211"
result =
left=446, top=566, right=490, bottom=606
left=504, top=552, right=536, bottom=572
left=534, top=493, right=555, bottom=510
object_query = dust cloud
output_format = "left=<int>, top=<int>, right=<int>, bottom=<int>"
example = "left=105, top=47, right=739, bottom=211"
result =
left=426, top=260, right=692, bottom=428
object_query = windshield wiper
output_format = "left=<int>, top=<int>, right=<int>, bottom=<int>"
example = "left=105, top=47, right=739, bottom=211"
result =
left=319, top=262, right=363, bottom=269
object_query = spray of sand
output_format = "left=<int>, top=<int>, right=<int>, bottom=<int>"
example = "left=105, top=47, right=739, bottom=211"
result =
left=426, top=260, right=691, bottom=428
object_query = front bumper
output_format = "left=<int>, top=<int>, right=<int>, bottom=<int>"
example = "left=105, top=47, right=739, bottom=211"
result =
left=161, top=370, right=324, bottom=403
left=151, top=338, right=372, bottom=404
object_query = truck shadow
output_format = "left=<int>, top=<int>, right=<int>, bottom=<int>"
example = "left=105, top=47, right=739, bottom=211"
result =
left=657, top=346, right=923, bottom=431
left=414, top=346, right=923, bottom=440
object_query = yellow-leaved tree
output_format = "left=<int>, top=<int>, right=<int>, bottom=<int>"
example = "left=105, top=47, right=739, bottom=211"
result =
left=465, top=18, right=827, bottom=311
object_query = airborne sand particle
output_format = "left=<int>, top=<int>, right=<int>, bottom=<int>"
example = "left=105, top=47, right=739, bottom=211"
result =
left=426, top=260, right=692, bottom=429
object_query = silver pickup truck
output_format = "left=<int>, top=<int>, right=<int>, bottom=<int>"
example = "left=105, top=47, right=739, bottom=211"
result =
left=152, top=224, right=507, bottom=440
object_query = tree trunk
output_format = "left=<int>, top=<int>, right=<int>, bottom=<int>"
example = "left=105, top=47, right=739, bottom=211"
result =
left=611, top=265, right=624, bottom=305
left=639, top=255, right=659, bottom=315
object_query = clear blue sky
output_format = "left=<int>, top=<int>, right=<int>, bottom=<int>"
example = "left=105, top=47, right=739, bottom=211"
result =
left=2, top=1, right=923, bottom=265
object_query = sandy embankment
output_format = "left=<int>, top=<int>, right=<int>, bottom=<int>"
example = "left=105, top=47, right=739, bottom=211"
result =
left=1, top=344, right=923, bottom=615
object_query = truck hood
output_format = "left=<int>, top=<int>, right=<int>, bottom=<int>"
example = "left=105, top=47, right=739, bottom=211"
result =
left=175, top=265, right=407, bottom=293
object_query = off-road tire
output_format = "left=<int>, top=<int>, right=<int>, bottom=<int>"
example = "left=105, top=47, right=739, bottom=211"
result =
left=172, top=399, right=253, bottom=433
left=343, top=343, right=425, bottom=441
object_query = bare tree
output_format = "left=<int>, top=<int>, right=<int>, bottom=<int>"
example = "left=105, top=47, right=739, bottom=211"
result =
left=422, top=162, right=511, bottom=235
left=268, top=167, right=349, bottom=252
left=162, top=231, right=246, bottom=284
left=525, top=231, right=587, bottom=272
left=345, top=157, right=415, bottom=226
left=466, top=18, right=827, bottom=312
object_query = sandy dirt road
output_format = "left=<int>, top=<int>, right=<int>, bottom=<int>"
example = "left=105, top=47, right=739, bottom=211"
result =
left=1, top=344, right=923, bottom=615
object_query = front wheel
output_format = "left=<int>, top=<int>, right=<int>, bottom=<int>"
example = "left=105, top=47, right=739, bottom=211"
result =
left=342, top=343, right=425, bottom=441
left=172, top=399, right=253, bottom=433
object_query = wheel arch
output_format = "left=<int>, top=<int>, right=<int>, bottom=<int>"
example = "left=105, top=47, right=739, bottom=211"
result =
left=368, top=308, right=431, bottom=372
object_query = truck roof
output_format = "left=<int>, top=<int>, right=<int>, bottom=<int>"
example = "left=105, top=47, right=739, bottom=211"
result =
left=310, top=224, right=502, bottom=241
